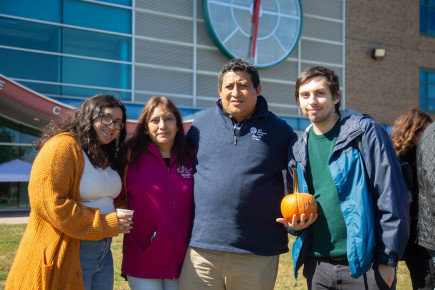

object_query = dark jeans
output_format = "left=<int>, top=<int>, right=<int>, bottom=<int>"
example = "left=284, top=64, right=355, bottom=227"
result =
left=303, top=256, right=396, bottom=290
left=402, top=237, right=434, bottom=290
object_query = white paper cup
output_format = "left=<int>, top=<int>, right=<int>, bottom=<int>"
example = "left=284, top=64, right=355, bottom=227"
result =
left=116, top=208, right=134, bottom=219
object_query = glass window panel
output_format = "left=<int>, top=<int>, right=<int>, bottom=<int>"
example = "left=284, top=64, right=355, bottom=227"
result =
left=61, top=85, right=131, bottom=101
left=0, top=114, right=38, bottom=210
left=62, top=56, right=131, bottom=90
left=20, top=146, right=38, bottom=163
left=429, top=84, right=435, bottom=97
left=63, top=28, right=131, bottom=61
left=18, top=182, right=30, bottom=208
left=0, top=182, right=13, bottom=208
left=21, top=81, right=132, bottom=101
left=420, top=83, right=428, bottom=110
left=0, top=181, right=30, bottom=209
left=0, top=145, right=36, bottom=163
left=19, top=81, right=62, bottom=98
left=429, top=72, right=435, bottom=83
left=0, top=117, right=40, bottom=144
left=429, top=96, right=435, bottom=111
left=21, top=133, right=39, bottom=145
left=428, top=97, right=435, bottom=112
left=21, top=129, right=39, bottom=142
left=0, top=127, right=20, bottom=144
left=420, top=71, right=428, bottom=82
left=63, top=0, right=131, bottom=34
left=0, top=18, right=61, bottom=52
left=0, top=0, right=60, bottom=23
left=421, top=0, right=427, bottom=4
left=421, top=6, right=428, bottom=33
left=95, top=0, right=132, bottom=6
left=0, top=117, right=39, bottom=136
left=429, top=8, right=435, bottom=33
left=429, top=0, right=435, bottom=6
left=0, top=182, right=17, bottom=209
left=0, top=48, right=61, bottom=81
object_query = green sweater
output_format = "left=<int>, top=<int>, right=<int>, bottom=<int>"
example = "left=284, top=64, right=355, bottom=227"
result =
left=306, top=120, right=347, bottom=258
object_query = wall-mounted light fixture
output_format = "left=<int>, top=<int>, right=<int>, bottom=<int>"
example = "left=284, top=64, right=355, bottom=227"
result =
left=372, top=48, right=386, bottom=60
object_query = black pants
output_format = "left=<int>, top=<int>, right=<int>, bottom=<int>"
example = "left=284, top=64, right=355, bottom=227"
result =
left=303, top=256, right=396, bottom=290
left=401, top=236, right=434, bottom=290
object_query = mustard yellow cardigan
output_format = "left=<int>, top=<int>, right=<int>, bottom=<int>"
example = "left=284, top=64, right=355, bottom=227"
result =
left=6, top=133, right=119, bottom=290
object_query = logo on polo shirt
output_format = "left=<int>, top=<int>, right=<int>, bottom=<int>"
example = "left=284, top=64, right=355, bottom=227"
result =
left=250, top=127, right=267, bottom=141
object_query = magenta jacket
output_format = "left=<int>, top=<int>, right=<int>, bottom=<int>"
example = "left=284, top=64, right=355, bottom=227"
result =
left=117, top=143, right=194, bottom=279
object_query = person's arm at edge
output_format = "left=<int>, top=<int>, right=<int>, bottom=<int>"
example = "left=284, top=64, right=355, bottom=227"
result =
left=418, top=128, right=435, bottom=215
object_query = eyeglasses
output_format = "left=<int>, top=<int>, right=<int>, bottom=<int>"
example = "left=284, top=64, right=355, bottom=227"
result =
left=99, top=114, right=124, bottom=130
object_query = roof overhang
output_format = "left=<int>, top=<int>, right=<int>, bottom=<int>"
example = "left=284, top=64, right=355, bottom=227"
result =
left=0, top=74, right=137, bottom=134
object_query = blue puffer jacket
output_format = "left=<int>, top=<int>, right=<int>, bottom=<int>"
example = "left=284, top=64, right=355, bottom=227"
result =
left=289, top=110, right=409, bottom=280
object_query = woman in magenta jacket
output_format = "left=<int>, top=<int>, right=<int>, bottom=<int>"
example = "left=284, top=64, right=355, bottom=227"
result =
left=115, top=96, right=194, bottom=290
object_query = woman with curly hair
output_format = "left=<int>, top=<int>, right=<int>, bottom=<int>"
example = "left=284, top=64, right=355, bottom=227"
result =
left=6, top=94, right=133, bottom=290
left=391, top=108, right=433, bottom=290
left=391, top=109, right=433, bottom=166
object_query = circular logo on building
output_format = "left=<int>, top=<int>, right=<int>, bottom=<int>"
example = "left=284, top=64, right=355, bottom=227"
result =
left=202, top=0, right=303, bottom=68
left=250, top=127, right=258, bottom=134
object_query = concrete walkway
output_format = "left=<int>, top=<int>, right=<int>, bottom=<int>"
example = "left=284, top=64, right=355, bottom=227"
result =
left=0, top=210, right=29, bottom=224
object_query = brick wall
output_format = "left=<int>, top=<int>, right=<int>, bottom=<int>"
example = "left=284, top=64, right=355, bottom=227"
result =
left=345, top=0, right=435, bottom=125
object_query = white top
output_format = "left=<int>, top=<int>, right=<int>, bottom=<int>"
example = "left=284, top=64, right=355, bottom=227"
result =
left=80, top=151, right=122, bottom=214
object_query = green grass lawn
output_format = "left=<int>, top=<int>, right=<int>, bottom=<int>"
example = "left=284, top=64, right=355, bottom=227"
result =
left=0, top=223, right=412, bottom=289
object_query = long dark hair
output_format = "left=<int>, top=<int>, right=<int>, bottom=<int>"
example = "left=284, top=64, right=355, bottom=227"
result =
left=34, top=94, right=127, bottom=174
left=128, top=96, right=191, bottom=167
left=391, top=108, right=433, bottom=163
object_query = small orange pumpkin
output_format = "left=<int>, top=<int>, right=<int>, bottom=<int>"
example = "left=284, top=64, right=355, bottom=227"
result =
left=281, top=168, right=317, bottom=221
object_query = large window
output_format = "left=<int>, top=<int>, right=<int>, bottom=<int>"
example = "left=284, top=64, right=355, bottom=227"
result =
left=419, top=69, right=435, bottom=112
left=420, top=0, right=435, bottom=36
left=63, top=0, right=131, bottom=34
left=0, top=116, right=40, bottom=209
left=0, top=0, right=132, bottom=101
left=0, top=0, right=61, bottom=23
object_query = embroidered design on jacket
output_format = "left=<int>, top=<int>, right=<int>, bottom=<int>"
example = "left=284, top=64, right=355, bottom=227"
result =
left=177, top=167, right=193, bottom=178
left=250, top=127, right=267, bottom=141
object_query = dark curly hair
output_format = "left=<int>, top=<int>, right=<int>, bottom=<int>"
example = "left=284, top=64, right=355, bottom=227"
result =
left=218, top=58, right=260, bottom=90
left=390, top=108, right=433, bottom=163
left=128, top=96, right=191, bottom=168
left=34, top=94, right=128, bottom=175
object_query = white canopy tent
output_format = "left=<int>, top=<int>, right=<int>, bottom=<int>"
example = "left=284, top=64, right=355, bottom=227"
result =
left=0, top=159, right=32, bottom=182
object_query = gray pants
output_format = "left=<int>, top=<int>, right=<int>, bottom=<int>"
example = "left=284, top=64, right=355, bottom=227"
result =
left=303, top=256, right=396, bottom=290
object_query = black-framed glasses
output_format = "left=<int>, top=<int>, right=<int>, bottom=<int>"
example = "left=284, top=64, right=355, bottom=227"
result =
left=99, top=114, right=124, bottom=130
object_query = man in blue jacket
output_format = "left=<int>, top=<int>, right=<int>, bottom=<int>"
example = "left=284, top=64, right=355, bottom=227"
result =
left=277, top=66, right=409, bottom=289
left=179, top=58, right=298, bottom=290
